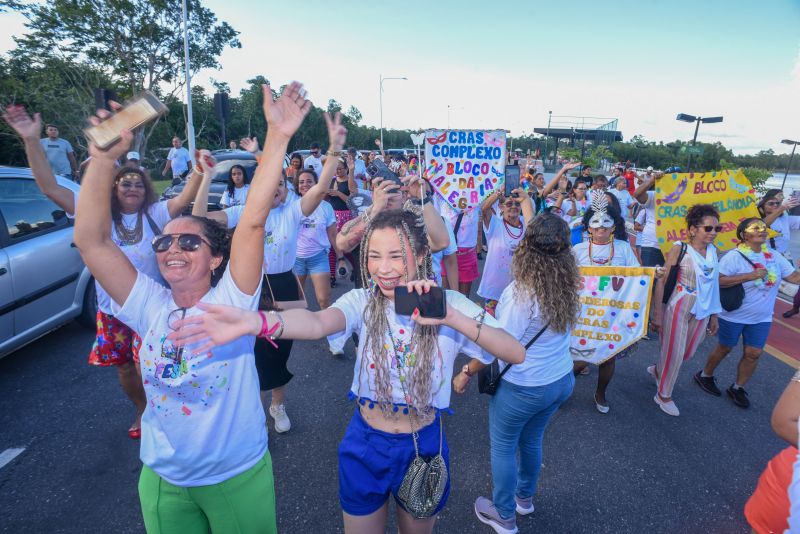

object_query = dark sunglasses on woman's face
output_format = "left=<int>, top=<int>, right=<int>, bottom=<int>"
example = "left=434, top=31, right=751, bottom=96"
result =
left=765, top=201, right=780, bottom=207
left=152, top=233, right=211, bottom=253
left=504, top=201, right=521, bottom=208
left=699, top=225, right=723, bottom=233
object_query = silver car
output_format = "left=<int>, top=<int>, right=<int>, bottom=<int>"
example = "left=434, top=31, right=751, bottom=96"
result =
left=0, top=167, right=96, bottom=358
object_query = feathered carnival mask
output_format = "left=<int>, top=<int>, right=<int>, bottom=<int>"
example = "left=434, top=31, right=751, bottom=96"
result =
left=588, top=191, right=614, bottom=229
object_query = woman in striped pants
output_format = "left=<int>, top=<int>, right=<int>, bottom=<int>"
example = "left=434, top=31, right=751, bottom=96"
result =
left=649, top=204, right=722, bottom=416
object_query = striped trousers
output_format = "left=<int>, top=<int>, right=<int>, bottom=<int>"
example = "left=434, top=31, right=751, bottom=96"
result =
left=657, top=291, right=708, bottom=398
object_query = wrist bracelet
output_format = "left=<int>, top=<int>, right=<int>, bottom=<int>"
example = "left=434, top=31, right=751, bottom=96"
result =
left=268, top=310, right=285, bottom=340
left=327, top=150, right=342, bottom=157
left=257, top=311, right=279, bottom=349
left=474, top=309, right=487, bottom=343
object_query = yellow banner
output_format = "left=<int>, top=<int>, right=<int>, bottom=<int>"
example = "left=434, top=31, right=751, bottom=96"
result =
left=654, top=169, right=761, bottom=254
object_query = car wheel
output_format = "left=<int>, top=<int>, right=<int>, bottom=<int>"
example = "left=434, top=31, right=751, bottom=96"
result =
left=76, top=278, right=98, bottom=329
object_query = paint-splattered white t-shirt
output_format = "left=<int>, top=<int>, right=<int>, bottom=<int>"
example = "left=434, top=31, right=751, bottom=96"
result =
left=114, top=267, right=266, bottom=487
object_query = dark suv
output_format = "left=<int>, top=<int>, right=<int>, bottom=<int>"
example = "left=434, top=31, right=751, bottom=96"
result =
left=160, top=150, right=258, bottom=211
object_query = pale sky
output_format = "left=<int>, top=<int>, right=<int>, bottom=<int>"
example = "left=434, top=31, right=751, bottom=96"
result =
left=2, top=0, right=799, bottom=155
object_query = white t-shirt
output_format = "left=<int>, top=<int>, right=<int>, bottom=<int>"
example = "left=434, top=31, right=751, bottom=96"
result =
left=609, top=188, right=635, bottom=218
left=304, top=154, right=324, bottom=176
left=477, top=282, right=573, bottom=387
left=331, top=288, right=496, bottom=409
left=431, top=218, right=457, bottom=285
left=68, top=191, right=171, bottom=313
left=572, top=239, right=640, bottom=267
left=435, top=196, right=479, bottom=248
left=297, top=201, right=336, bottom=258
left=224, top=197, right=305, bottom=274
left=167, top=147, right=192, bottom=176
left=718, top=248, right=794, bottom=324
left=638, top=192, right=658, bottom=248
left=113, top=268, right=266, bottom=487
left=770, top=214, right=800, bottom=255
left=634, top=207, right=646, bottom=243
left=220, top=185, right=250, bottom=208
left=477, top=215, right=524, bottom=301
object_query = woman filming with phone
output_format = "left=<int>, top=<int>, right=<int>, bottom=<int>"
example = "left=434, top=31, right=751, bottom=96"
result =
left=166, top=208, right=524, bottom=534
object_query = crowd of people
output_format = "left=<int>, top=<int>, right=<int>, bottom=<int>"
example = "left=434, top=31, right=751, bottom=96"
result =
left=3, top=80, right=800, bottom=533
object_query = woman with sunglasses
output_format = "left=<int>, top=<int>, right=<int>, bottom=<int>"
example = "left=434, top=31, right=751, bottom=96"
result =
left=650, top=204, right=723, bottom=416
left=566, top=180, right=590, bottom=245
left=73, top=82, right=310, bottom=532
left=697, top=217, right=800, bottom=409
left=571, top=192, right=639, bottom=413
left=2, top=105, right=202, bottom=441
left=166, top=208, right=524, bottom=534
left=477, top=190, right=526, bottom=316
left=196, top=112, right=347, bottom=434
left=220, top=164, right=250, bottom=208
left=758, top=189, right=800, bottom=318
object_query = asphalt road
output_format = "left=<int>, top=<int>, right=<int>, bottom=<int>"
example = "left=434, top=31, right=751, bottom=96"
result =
left=0, top=278, right=793, bottom=534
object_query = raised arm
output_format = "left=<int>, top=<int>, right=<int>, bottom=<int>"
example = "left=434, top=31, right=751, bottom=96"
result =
left=301, top=113, right=347, bottom=217
left=2, top=106, right=76, bottom=214
left=541, top=162, right=580, bottom=197
left=166, top=157, right=204, bottom=218
left=345, top=153, right=358, bottom=196
left=73, top=107, right=138, bottom=306
left=763, top=198, right=800, bottom=226
left=335, top=178, right=399, bottom=253
left=481, top=190, right=502, bottom=227
left=230, top=82, right=311, bottom=294
left=513, top=187, right=535, bottom=226
left=634, top=171, right=663, bottom=204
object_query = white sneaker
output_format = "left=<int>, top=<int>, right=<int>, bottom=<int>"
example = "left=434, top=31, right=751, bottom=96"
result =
left=269, top=404, right=291, bottom=433
left=653, top=395, right=679, bottom=417
left=594, top=395, right=610, bottom=414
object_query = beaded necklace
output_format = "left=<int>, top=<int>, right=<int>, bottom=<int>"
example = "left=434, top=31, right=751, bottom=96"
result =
left=588, top=239, right=614, bottom=265
left=736, top=243, right=778, bottom=288
left=503, top=218, right=523, bottom=239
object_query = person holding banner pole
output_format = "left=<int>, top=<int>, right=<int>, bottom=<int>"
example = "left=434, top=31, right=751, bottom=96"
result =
left=633, top=171, right=665, bottom=268
left=697, top=217, right=800, bottom=409
left=452, top=212, right=578, bottom=534
left=650, top=204, right=722, bottom=416
left=572, top=192, right=640, bottom=413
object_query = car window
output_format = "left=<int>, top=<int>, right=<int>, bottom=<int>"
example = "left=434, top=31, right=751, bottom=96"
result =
left=211, top=160, right=258, bottom=182
left=0, top=178, right=69, bottom=241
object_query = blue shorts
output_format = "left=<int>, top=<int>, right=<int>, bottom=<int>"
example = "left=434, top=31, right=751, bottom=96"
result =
left=338, top=407, right=450, bottom=516
left=294, top=249, right=330, bottom=276
left=717, top=318, right=772, bottom=349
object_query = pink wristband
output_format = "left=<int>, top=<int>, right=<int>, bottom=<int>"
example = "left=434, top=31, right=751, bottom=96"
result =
left=257, top=311, right=278, bottom=349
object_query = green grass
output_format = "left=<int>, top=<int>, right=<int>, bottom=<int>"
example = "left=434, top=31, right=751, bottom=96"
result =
left=153, top=180, right=171, bottom=196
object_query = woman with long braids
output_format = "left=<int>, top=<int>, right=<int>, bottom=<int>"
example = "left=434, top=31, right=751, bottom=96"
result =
left=650, top=204, right=723, bottom=416
left=450, top=211, right=579, bottom=534
left=197, top=112, right=346, bottom=433
left=167, top=209, right=524, bottom=534
left=219, top=164, right=250, bottom=208
left=2, top=105, right=201, bottom=440
left=326, top=153, right=358, bottom=287
left=72, top=81, right=308, bottom=532
left=571, top=192, right=640, bottom=413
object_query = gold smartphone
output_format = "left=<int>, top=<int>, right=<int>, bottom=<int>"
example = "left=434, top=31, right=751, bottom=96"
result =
left=84, top=91, right=167, bottom=149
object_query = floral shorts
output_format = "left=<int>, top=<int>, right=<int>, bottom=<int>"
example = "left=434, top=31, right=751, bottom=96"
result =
left=88, top=311, right=141, bottom=366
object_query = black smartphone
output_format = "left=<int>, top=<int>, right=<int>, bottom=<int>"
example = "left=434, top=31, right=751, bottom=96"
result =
left=504, top=165, right=521, bottom=197
left=394, top=286, right=447, bottom=319
left=367, top=158, right=402, bottom=186
left=83, top=91, right=167, bottom=149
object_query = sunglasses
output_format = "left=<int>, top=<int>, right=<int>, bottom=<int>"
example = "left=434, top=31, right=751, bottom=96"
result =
left=504, top=201, right=521, bottom=208
left=118, top=180, right=145, bottom=190
left=765, top=201, right=780, bottom=207
left=152, top=233, right=211, bottom=253
left=699, top=225, right=723, bottom=233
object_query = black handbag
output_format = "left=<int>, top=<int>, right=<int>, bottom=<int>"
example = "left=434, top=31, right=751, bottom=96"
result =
left=719, top=251, right=757, bottom=312
left=478, top=322, right=550, bottom=395
left=662, top=243, right=687, bottom=304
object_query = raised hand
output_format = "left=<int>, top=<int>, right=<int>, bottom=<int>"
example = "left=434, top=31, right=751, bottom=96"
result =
left=240, top=136, right=259, bottom=153
left=262, top=81, right=312, bottom=140
left=324, top=112, right=347, bottom=153
left=2, top=105, right=42, bottom=140
left=370, top=178, right=401, bottom=213
left=196, top=149, right=216, bottom=175
left=86, top=101, right=132, bottom=162
left=563, top=161, right=581, bottom=171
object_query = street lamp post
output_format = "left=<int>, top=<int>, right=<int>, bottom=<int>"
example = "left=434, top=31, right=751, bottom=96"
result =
left=676, top=113, right=723, bottom=173
left=545, top=110, right=552, bottom=166
left=379, top=74, right=407, bottom=149
left=781, top=139, right=800, bottom=191
left=181, top=0, right=196, bottom=161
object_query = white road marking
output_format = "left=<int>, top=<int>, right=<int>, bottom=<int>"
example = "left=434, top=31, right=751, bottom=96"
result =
left=0, top=447, right=25, bottom=470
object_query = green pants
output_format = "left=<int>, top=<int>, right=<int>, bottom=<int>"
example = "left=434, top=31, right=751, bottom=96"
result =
left=138, top=451, right=277, bottom=534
